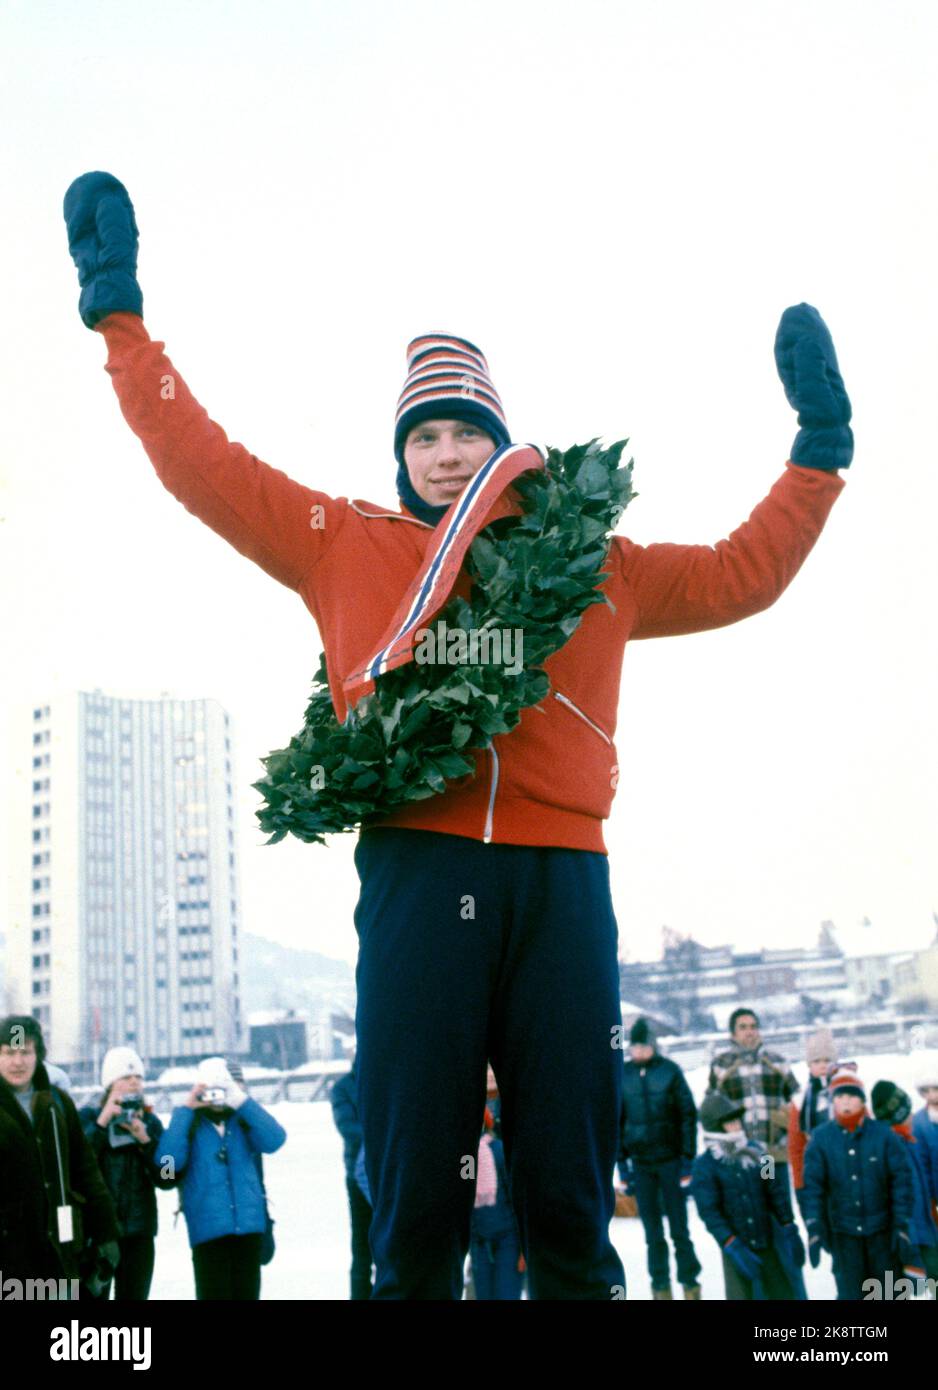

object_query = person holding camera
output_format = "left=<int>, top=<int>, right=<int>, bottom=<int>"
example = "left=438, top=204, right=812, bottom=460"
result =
left=157, top=1057, right=286, bottom=1300
left=78, top=1046, right=171, bottom=1300
left=0, top=1015, right=120, bottom=1288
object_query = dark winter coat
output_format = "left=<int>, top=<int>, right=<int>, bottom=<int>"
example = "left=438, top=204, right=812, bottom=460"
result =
left=893, top=1127, right=938, bottom=1250
left=330, top=1069, right=363, bottom=1179
left=0, top=1066, right=119, bottom=1281
left=911, top=1106, right=938, bottom=1203
left=708, top=1042, right=798, bottom=1159
left=802, top=1116, right=914, bottom=1240
left=692, top=1143, right=795, bottom=1252
left=78, top=1099, right=173, bottom=1239
left=157, top=1098, right=286, bottom=1249
left=618, top=1053, right=696, bottom=1167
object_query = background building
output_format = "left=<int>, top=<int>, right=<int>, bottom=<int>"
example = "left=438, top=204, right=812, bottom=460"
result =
left=248, top=1010, right=309, bottom=1070
left=5, top=690, right=243, bottom=1080
left=619, top=918, right=938, bottom=1035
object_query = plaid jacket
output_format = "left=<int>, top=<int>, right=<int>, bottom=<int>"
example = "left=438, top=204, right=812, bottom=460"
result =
left=708, top=1043, right=799, bottom=1158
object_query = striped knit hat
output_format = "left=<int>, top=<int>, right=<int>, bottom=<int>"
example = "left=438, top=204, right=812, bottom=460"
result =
left=828, top=1065, right=865, bottom=1100
left=393, top=332, right=510, bottom=466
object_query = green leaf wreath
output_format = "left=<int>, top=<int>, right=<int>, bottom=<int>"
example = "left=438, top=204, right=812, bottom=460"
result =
left=253, top=438, right=635, bottom=845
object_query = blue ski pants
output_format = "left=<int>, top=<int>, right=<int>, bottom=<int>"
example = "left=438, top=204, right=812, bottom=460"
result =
left=353, top=826, right=626, bottom=1300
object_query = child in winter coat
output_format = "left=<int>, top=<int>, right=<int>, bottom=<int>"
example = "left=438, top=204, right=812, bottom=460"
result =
left=787, top=1027, right=838, bottom=1219
left=802, top=1069, right=915, bottom=1301
left=330, top=1059, right=374, bottom=1300
left=871, top=1080, right=938, bottom=1290
left=912, top=1061, right=938, bottom=1223
left=78, top=1046, right=174, bottom=1300
left=691, top=1091, right=805, bottom=1300
left=157, top=1058, right=286, bottom=1300
left=469, top=1086, right=524, bottom=1301
left=64, top=170, right=852, bottom=1301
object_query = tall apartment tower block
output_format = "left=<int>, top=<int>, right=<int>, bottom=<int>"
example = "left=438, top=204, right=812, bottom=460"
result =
left=5, top=691, right=243, bottom=1077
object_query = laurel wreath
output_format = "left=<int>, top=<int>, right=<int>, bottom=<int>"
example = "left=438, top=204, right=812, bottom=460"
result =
left=253, top=439, right=635, bottom=845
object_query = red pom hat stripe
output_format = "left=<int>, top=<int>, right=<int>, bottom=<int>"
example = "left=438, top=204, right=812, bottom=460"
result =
left=394, top=332, right=510, bottom=463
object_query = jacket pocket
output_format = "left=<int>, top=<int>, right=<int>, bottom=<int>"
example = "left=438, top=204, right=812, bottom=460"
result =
left=552, top=690, right=614, bottom=746
left=503, top=687, right=618, bottom=819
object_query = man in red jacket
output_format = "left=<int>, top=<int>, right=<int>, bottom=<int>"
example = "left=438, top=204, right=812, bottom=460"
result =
left=64, top=172, right=851, bottom=1300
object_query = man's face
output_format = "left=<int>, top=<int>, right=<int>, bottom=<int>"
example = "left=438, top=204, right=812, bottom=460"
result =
left=403, top=419, right=495, bottom=507
left=723, top=1118, right=744, bottom=1133
left=630, top=1043, right=654, bottom=1064
left=0, top=1038, right=39, bottom=1091
left=809, top=1057, right=832, bottom=1079
left=922, top=1085, right=938, bottom=1106
left=833, top=1091, right=864, bottom=1117
left=732, top=1014, right=761, bottom=1049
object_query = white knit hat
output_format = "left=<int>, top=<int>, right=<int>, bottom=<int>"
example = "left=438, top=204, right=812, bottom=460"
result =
left=196, top=1056, right=232, bottom=1088
left=915, top=1056, right=938, bottom=1093
left=101, top=1046, right=145, bottom=1090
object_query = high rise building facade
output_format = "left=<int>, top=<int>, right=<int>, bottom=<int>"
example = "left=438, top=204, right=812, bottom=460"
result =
left=6, top=691, right=242, bottom=1077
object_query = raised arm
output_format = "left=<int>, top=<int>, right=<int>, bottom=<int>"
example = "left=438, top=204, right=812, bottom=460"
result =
left=617, top=303, right=851, bottom=639
left=98, top=313, right=347, bottom=590
left=64, top=172, right=347, bottom=593
left=618, top=463, right=844, bottom=638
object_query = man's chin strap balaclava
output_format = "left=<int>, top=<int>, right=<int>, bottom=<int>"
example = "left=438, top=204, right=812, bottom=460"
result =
left=394, top=332, right=512, bottom=527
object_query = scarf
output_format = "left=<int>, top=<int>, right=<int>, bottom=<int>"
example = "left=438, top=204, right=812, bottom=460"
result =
left=474, top=1133, right=498, bottom=1207
left=343, top=442, right=545, bottom=708
left=835, top=1109, right=867, bottom=1132
left=395, top=460, right=450, bottom=528
left=800, top=1075, right=830, bottom=1134
left=702, top=1129, right=764, bottom=1168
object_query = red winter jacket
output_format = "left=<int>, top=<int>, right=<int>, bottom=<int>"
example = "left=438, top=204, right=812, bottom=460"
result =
left=97, top=313, right=846, bottom=854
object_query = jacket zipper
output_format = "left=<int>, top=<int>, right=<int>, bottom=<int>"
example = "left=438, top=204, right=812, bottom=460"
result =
left=483, top=743, right=499, bottom=844
left=553, top=691, right=613, bottom=745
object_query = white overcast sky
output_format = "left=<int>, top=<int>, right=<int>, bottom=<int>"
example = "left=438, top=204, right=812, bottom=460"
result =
left=1, top=0, right=936, bottom=967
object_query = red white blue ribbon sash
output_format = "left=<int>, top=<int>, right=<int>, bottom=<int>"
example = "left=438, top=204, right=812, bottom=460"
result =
left=342, top=442, right=545, bottom=708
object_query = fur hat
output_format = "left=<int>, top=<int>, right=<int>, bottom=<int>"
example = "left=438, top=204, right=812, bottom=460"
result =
left=100, top=1045, right=144, bottom=1090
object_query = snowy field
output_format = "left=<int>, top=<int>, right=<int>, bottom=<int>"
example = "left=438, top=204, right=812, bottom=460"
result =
left=145, top=1051, right=935, bottom=1300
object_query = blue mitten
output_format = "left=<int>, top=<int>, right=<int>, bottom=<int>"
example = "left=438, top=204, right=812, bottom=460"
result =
left=774, top=303, right=853, bottom=471
left=724, top=1236, right=763, bottom=1283
left=64, top=171, right=143, bottom=329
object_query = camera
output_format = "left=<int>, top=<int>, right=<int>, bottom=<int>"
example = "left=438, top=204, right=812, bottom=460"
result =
left=119, top=1094, right=144, bottom=1112
left=202, top=1087, right=227, bottom=1105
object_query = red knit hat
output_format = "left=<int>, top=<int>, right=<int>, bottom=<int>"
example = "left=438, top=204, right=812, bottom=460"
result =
left=829, top=1065, right=865, bottom=1100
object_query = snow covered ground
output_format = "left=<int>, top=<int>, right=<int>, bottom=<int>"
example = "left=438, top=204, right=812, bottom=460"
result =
left=145, top=1050, right=935, bottom=1300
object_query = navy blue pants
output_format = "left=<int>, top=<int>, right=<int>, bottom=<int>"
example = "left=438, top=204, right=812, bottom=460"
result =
left=830, top=1230, right=894, bottom=1301
left=353, top=827, right=626, bottom=1300
left=632, top=1160, right=702, bottom=1292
